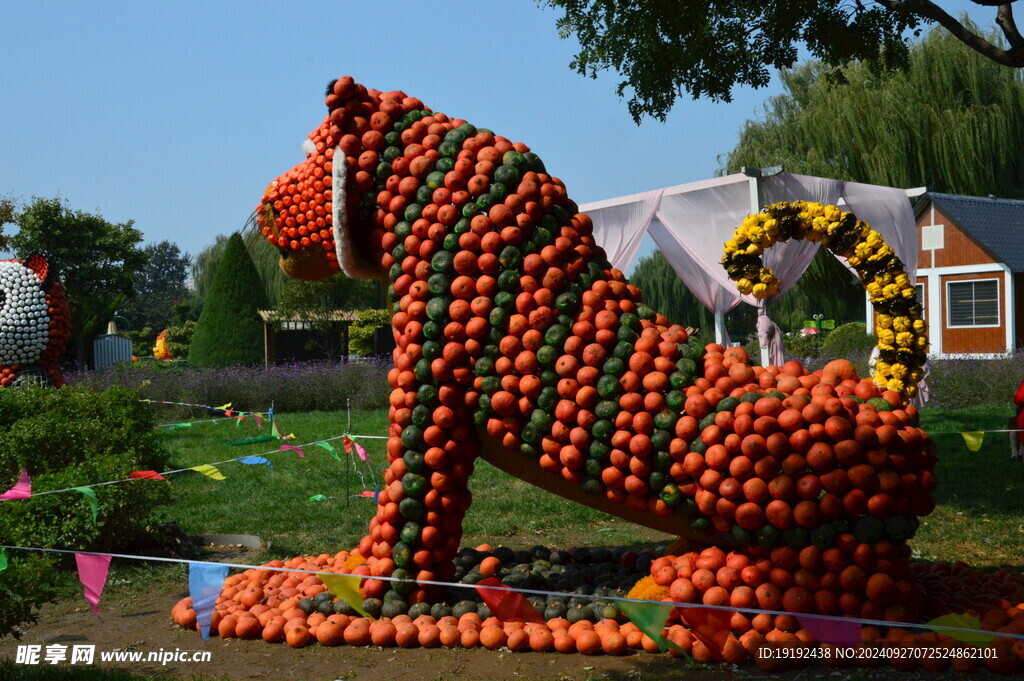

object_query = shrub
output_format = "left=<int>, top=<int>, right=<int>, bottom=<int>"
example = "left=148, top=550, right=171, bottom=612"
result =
left=188, top=233, right=267, bottom=366
left=165, top=319, right=196, bottom=359
left=0, top=553, right=64, bottom=638
left=350, top=309, right=391, bottom=356
left=821, top=322, right=877, bottom=358
left=928, top=352, right=1024, bottom=410
left=783, top=331, right=824, bottom=360
left=0, top=386, right=171, bottom=636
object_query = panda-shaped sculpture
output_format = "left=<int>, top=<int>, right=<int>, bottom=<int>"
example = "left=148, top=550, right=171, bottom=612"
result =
left=0, top=252, right=72, bottom=387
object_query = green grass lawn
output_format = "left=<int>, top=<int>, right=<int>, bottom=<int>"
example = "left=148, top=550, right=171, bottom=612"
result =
left=917, top=405, right=1024, bottom=568
left=159, top=409, right=670, bottom=562
left=156, top=404, right=1024, bottom=568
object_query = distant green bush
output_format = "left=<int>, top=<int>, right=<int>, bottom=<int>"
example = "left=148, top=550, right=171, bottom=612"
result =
left=0, top=387, right=171, bottom=635
left=822, top=322, right=877, bottom=358
left=350, top=309, right=391, bottom=356
left=188, top=233, right=267, bottom=366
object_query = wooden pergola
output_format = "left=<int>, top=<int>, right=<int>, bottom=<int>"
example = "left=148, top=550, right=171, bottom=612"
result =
left=257, top=309, right=362, bottom=367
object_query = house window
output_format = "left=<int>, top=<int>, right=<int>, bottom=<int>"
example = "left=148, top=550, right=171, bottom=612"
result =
left=915, top=283, right=925, bottom=319
left=947, top=279, right=999, bottom=327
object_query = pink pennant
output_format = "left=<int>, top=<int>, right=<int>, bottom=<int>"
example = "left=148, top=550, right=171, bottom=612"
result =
left=75, top=553, right=112, bottom=616
left=353, top=441, right=368, bottom=461
left=343, top=435, right=353, bottom=455
left=796, top=615, right=862, bottom=647
left=357, top=490, right=375, bottom=497
left=130, top=470, right=166, bottom=480
left=0, top=468, right=31, bottom=500
left=255, top=414, right=263, bottom=430
left=280, top=444, right=305, bottom=458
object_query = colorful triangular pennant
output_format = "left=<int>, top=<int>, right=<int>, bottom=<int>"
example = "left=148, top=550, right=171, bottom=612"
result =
left=961, top=432, right=984, bottom=452
left=189, top=562, right=229, bottom=640
left=321, top=573, right=371, bottom=618
left=189, top=464, right=225, bottom=480
left=0, top=468, right=31, bottom=500
left=796, top=615, right=861, bottom=647
left=74, top=487, right=99, bottom=524
left=924, top=613, right=995, bottom=647
left=315, top=441, right=341, bottom=461
left=130, top=470, right=166, bottom=480
left=280, top=444, right=304, bottom=458
left=75, top=553, right=111, bottom=616
left=238, top=456, right=272, bottom=467
left=475, top=577, right=544, bottom=623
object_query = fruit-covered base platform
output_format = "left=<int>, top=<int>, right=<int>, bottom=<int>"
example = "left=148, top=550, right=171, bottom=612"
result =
left=171, top=543, right=1024, bottom=673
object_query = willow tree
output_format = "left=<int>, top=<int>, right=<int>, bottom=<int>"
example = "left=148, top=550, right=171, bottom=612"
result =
left=724, top=25, right=1024, bottom=198
left=545, top=1, right=1024, bottom=122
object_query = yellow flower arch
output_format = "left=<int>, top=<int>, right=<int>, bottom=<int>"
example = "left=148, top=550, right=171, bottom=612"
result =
left=721, top=201, right=926, bottom=399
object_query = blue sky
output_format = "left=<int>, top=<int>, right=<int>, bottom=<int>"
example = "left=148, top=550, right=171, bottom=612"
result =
left=0, top=1, right=995, bottom=269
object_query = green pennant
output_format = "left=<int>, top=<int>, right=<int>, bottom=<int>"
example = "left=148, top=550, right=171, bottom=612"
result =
left=619, top=599, right=686, bottom=655
left=164, top=422, right=193, bottom=432
left=272, top=420, right=281, bottom=440
left=0, top=547, right=7, bottom=573
left=309, top=494, right=328, bottom=502
left=924, top=613, right=995, bottom=647
left=226, top=435, right=277, bottom=447
left=74, top=487, right=98, bottom=524
left=315, top=441, right=341, bottom=461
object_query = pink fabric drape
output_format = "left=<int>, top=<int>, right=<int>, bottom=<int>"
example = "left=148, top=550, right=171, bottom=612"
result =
left=649, top=176, right=752, bottom=346
left=585, top=188, right=665, bottom=272
left=581, top=172, right=920, bottom=382
left=757, top=303, right=786, bottom=367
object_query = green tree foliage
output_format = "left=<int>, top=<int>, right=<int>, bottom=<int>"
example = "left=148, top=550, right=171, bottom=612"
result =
left=724, top=25, right=1024, bottom=198
left=191, top=230, right=289, bottom=315
left=190, top=234, right=230, bottom=309
left=187, top=233, right=267, bottom=366
left=544, top=1, right=1024, bottom=121
left=120, top=241, right=191, bottom=334
left=631, top=252, right=714, bottom=334
left=0, top=196, right=15, bottom=251
left=631, top=248, right=863, bottom=344
left=9, top=197, right=147, bottom=366
left=274, top=274, right=377, bottom=360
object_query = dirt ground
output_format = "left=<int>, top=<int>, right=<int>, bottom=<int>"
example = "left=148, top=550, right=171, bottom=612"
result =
left=2, top=585, right=1010, bottom=681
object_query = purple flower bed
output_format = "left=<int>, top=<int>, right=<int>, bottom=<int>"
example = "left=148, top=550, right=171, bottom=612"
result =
left=65, top=359, right=391, bottom=415
left=63, top=351, right=1024, bottom=417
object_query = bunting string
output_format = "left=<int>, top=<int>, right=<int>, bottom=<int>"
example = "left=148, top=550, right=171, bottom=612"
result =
left=141, top=399, right=270, bottom=417
left=0, top=433, right=374, bottom=502
left=0, top=544, right=1019, bottom=644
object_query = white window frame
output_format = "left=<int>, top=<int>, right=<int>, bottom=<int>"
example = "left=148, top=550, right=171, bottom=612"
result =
left=946, top=278, right=1000, bottom=329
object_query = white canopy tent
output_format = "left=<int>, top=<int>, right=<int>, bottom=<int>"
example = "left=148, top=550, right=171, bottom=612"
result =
left=579, top=170, right=920, bottom=367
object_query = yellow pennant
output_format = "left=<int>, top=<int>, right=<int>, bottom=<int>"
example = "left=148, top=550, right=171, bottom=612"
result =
left=924, top=613, right=994, bottom=647
left=320, top=573, right=370, bottom=618
left=341, top=552, right=367, bottom=571
left=190, top=464, right=225, bottom=480
left=215, top=402, right=232, bottom=411
left=960, top=432, right=984, bottom=452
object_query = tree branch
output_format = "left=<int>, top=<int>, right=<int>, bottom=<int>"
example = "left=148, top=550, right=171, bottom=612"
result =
left=997, top=3, right=1024, bottom=47
left=875, top=0, right=1024, bottom=65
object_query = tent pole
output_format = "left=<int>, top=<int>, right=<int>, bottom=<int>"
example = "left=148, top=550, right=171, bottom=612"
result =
left=745, top=169, right=771, bottom=362
left=715, top=309, right=726, bottom=346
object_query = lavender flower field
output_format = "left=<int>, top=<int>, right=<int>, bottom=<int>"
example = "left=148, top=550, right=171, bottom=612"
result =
left=66, top=359, right=391, bottom=416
